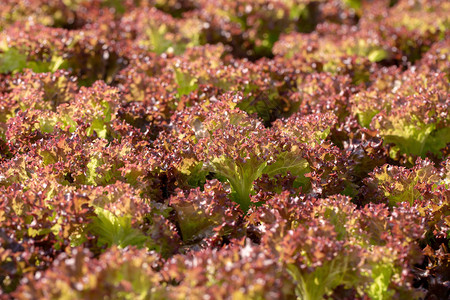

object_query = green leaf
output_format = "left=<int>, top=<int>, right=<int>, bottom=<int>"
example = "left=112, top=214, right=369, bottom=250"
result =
left=102, top=101, right=112, bottom=123
left=263, top=152, right=309, bottom=178
left=0, top=46, right=67, bottom=74
left=0, top=48, right=28, bottom=74
left=61, top=115, right=78, bottom=133
left=49, top=55, right=66, bottom=72
left=316, top=127, right=331, bottom=142
left=174, top=68, right=198, bottom=97
left=86, top=156, right=103, bottom=186
left=87, top=119, right=108, bottom=139
left=368, top=49, right=388, bottom=63
left=380, top=121, right=450, bottom=158
left=39, top=150, right=57, bottom=166
left=146, top=24, right=172, bottom=55
left=367, top=263, right=395, bottom=300
left=102, top=0, right=125, bottom=14
left=186, top=162, right=209, bottom=188
left=39, top=117, right=57, bottom=133
left=287, top=255, right=359, bottom=300
left=357, top=109, right=380, bottom=128
left=344, top=0, right=361, bottom=10
left=27, top=61, right=52, bottom=73
left=89, top=207, right=148, bottom=249
left=212, top=156, right=267, bottom=212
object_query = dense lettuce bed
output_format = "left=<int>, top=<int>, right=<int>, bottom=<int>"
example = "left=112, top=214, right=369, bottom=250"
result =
left=0, top=0, right=449, bottom=299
